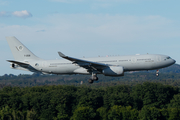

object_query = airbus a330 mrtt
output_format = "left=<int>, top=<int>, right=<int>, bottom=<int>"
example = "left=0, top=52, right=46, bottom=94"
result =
left=6, top=37, right=176, bottom=83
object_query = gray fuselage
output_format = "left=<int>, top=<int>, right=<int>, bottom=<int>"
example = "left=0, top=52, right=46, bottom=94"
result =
left=27, top=54, right=175, bottom=75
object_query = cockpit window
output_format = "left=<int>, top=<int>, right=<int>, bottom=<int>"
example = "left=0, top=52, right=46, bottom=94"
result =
left=167, top=57, right=171, bottom=59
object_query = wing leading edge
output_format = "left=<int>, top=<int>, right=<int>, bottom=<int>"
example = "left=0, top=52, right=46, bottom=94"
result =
left=58, top=52, right=108, bottom=73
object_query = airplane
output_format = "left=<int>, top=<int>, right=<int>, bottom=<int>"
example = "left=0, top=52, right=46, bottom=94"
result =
left=6, top=36, right=176, bottom=83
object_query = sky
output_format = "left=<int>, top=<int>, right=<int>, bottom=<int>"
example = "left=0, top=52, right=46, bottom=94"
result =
left=0, top=0, right=180, bottom=75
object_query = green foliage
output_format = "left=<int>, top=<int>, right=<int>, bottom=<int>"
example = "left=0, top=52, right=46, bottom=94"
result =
left=108, top=105, right=138, bottom=120
left=0, top=105, right=26, bottom=120
left=71, top=106, right=97, bottom=120
left=168, top=108, right=180, bottom=120
left=131, top=82, right=178, bottom=109
left=26, top=109, right=38, bottom=120
left=139, top=106, right=161, bottom=120
left=168, top=94, right=180, bottom=109
left=0, top=106, right=13, bottom=120
left=0, top=81, right=180, bottom=119
left=160, top=108, right=169, bottom=120
left=97, top=107, right=108, bottom=120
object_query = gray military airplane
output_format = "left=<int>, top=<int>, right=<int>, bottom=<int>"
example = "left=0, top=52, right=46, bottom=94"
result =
left=6, top=36, right=176, bottom=83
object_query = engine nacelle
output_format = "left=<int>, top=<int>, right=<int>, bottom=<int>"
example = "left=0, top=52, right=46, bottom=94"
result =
left=102, top=66, right=124, bottom=76
left=10, top=63, right=16, bottom=68
left=12, top=63, right=15, bottom=68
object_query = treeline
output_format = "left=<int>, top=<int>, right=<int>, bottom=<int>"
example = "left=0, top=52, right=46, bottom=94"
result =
left=0, top=82, right=180, bottom=119
left=1, top=72, right=180, bottom=87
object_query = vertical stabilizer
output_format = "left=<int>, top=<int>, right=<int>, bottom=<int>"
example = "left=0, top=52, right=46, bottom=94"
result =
left=6, top=36, right=41, bottom=61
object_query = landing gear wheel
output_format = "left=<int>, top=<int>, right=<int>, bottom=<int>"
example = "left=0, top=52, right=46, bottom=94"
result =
left=156, top=73, right=159, bottom=77
left=156, top=70, right=159, bottom=77
left=93, top=76, right=98, bottom=81
left=88, top=79, right=93, bottom=84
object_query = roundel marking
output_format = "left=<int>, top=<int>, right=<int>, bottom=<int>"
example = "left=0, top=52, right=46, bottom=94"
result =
left=18, top=46, right=23, bottom=51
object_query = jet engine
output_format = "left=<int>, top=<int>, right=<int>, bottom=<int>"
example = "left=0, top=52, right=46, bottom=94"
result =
left=10, top=63, right=16, bottom=68
left=11, top=63, right=15, bottom=68
left=102, top=66, right=124, bottom=76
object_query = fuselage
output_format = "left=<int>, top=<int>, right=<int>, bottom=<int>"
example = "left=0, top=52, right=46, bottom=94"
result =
left=25, top=54, right=175, bottom=75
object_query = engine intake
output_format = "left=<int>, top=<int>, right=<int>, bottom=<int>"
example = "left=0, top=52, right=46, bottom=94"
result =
left=102, top=66, right=124, bottom=76
left=12, top=63, right=15, bottom=68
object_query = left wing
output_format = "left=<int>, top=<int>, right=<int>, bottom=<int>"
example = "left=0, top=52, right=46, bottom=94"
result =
left=58, top=52, right=108, bottom=72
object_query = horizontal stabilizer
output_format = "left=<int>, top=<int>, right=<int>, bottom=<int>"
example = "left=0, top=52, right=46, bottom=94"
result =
left=7, top=60, right=29, bottom=66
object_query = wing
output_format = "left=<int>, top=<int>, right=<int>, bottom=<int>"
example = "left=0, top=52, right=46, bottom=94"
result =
left=58, top=52, right=108, bottom=73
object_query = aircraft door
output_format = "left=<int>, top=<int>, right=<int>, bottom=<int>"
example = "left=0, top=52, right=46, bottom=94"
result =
left=156, top=56, right=161, bottom=62
left=131, top=57, right=137, bottom=63
left=39, top=61, right=47, bottom=71
left=42, top=61, right=47, bottom=68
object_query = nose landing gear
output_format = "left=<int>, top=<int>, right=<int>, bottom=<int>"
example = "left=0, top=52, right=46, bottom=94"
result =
left=156, top=70, right=159, bottom=77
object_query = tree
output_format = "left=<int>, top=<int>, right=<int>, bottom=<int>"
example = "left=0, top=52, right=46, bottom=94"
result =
left=139, top=106, right=161, bottom=120
left=76, top=89, right=104, bottom=110
left=108, top=105, right=122, bottom=120
left=0, top=106, right=13, bottom=120
left=132, top=82, right=178, bottom=109
left=168, top=108, right=180, bottom=120
left=71, top=106, right=97, bottom=120
left=108, top=105, right=138, bottom=120
left=26, top=109, right=38, bottom=120
left=168, top=94, right=180, bottom=108
left=96, top=107, right=108, bottom=120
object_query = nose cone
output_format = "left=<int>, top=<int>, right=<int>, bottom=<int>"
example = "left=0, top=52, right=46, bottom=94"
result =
left=167, top=59, right=176, bottom=67
left=173, top=59, right=176, bottom=64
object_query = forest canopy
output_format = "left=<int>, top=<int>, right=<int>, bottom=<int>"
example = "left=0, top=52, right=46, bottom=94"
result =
left=0, top=82, right=180, bottom=119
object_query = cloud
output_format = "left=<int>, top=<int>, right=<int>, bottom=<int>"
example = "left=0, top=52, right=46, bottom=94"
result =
left=0, top=13, right=179, bottom=45
left=51, top=0, right=84, bottom=3
left=50, top=0, right=141, bottom=9
left=0, top=14, right=178, bottom=43
left=0, top=11, right=9, bottom=17
left=0, top=10, right=32, bottom=18
left=0, top=0, right=8, bottom=5
left=12, top=10, right=32, bottom=18
left=36, top=14, right=177, bottom=43
left=51, top=0, right=134, bottom=3
left=36, top=29, right=46, bottom=32
left=91, top=3, right=112, bottom=9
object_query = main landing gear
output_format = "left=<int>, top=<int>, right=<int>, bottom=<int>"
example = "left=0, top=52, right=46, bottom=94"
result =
left=88, top=73, right=98, bottom=84
left=156, top=70, right=159, bottom=77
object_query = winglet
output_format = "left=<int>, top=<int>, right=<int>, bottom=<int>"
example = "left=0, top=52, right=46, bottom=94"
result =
left=58, top=52, right=66, bottom=58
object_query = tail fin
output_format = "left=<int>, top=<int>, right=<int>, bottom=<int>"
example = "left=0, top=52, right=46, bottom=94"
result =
left=6, top=36, right=41, bottom=61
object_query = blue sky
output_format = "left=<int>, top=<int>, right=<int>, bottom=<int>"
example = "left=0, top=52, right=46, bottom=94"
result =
left=0, top=0, right=180, bottom=75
